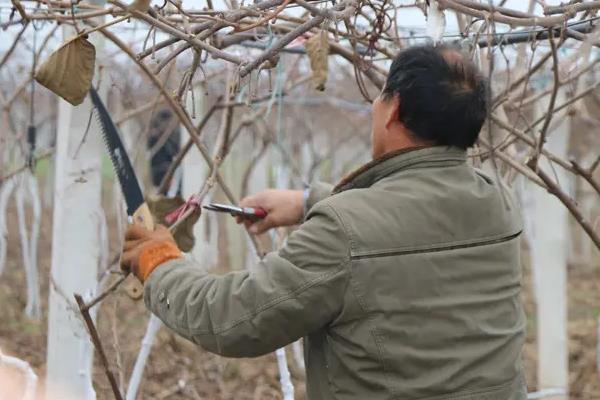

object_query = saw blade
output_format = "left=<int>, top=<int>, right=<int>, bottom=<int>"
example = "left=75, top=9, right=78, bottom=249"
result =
left=89, top=87, right=144, bottom=216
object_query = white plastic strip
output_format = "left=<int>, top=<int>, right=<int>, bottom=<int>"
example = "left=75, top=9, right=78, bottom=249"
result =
left=15, top=173, right=41, bottom=319
left=126, top=314, right=163, bottom=400
left=27, top=174, right=41, bottom=318
left=527, top=388, right=568, bottom=399
left=0, top=347, right=38, bottom=400
left=0, top=178, right=16, bottom=275
left=597, top=319, right=600, bottom=378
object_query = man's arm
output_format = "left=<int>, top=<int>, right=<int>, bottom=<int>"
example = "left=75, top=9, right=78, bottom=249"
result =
left=143, top=202, right=349, bottom=357
left=238, top=182, right=334, bottom=234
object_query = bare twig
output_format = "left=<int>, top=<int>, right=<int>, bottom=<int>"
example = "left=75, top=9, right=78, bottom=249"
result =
left=74, top=294, right=124, bottom=400
left=571, top=159, right=600, bottom=197
left=80, top=274, right=128, bottom=313
left=532, top=28, right=561, bottom=167
left=527, top=159, right=600, bottom=250
left=0, top=148, right=54, bottom=183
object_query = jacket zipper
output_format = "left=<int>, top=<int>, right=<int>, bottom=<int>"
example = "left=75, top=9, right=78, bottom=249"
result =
left=352, top=231, right=522, bottom=260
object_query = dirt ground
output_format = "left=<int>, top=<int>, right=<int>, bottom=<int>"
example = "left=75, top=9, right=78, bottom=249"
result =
left=1, top=202, right=599, bottom=399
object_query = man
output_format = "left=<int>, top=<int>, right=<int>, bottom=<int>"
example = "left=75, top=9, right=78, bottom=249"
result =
left=122, top=44, right=527, bottom=400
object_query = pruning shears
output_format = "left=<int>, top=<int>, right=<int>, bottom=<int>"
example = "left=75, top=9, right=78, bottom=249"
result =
left=203, top=203, right=268, bottom=221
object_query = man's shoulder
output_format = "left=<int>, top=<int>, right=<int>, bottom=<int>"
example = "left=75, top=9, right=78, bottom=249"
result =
left=306, top=187, right=385, bottom=238
left=312, top=187, right=374, bottom=214
left=308, top=166, right=523, bottom=250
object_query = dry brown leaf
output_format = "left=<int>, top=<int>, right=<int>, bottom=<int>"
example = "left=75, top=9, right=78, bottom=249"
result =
left=35, top=36, right=96, bottom=106
left=305, top=30, right=329, bottom=91
left=128, top=0, right=151, bottom=12
left=146, top=195, right=200, bottom=252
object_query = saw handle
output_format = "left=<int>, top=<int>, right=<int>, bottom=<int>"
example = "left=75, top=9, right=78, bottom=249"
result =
left=125, top=203, right=155, bottom=300
left=132, top=202, right=154, bottom=231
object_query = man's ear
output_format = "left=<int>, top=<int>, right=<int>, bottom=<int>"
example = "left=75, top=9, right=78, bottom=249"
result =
left=384, top=95, right=400, bottom=130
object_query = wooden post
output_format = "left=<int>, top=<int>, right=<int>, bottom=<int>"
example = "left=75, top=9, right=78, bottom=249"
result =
left=528, top=89, right=570, bottom=398
left=45, top=18, right=105, bottom=399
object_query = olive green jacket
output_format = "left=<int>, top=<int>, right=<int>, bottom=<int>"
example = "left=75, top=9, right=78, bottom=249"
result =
left=145, top=146, right=527, bottom=400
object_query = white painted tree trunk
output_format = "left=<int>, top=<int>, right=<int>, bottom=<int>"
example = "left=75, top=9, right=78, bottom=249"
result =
left=301, top=141, right=312, bottom=184
left=271, top=150, right=295, bottom=400
left=292, top=340, right=305, bottom=370
left=222, top=146, right=247, bottom=268
left=244, top=146, right=268, bottom=271
left=574, top=152, right=597, bottom=265
left=181, top=86, right=219, bottom=268
left=275, top=347, right=294, bottom=400
left=45, top=24, right=105, bottom=399
left=527, top=91, right=570, bottom=399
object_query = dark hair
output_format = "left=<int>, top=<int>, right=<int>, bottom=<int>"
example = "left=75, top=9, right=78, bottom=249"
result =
left=382, top=44, right=489, bottom=149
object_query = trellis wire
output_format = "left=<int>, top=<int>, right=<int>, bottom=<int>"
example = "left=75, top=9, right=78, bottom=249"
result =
left=0, top=178, right=16, bottom=276
left=15, top=172, right=41, bottom=319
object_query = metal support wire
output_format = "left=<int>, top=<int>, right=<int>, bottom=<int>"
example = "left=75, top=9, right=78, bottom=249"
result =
left=238, top=16, right=600, bottom=53
left=477, top=16, right=600, bottom=48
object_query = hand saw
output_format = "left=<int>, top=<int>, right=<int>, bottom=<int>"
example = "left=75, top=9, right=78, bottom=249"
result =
left=89, top=87, right=152, bottom=299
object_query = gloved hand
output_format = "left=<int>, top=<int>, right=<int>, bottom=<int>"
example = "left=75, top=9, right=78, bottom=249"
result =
left=121, top=224, right=182, bottom=282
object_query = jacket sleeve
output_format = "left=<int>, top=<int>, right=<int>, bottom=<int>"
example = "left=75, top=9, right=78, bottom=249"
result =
left=144, top=202, right=349, bottom=358
left=305, top=181, right=333, bottom=213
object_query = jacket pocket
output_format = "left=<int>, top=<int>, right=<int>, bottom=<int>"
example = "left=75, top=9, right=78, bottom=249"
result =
left=351, top=231, right=522, bottom=260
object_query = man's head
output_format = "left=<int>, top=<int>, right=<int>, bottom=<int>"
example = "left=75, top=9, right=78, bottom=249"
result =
left=370, top=44, right=489, bottom=158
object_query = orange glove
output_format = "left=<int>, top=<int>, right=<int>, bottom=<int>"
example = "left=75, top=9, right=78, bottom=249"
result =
left=121, top=224, right=182, bottom=282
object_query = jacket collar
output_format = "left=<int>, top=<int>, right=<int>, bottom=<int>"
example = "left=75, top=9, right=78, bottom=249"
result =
left=333, top=146, right=467, bottom=194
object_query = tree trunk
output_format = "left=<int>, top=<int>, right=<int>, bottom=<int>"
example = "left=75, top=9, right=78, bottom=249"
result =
left=529, top=90, right=570, bottom=399
left=45, top=19, right=105, bottom=399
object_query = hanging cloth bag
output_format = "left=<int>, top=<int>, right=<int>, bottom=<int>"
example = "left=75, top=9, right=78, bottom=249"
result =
left=35, top=36, right=96, bottom=106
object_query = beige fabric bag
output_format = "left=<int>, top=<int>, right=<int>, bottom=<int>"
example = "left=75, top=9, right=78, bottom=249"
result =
left=35, top=36, right=96, bottom=106
left=128, top=0, right=151, bottom=12
left=305, top=30, right=329, bottom=91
